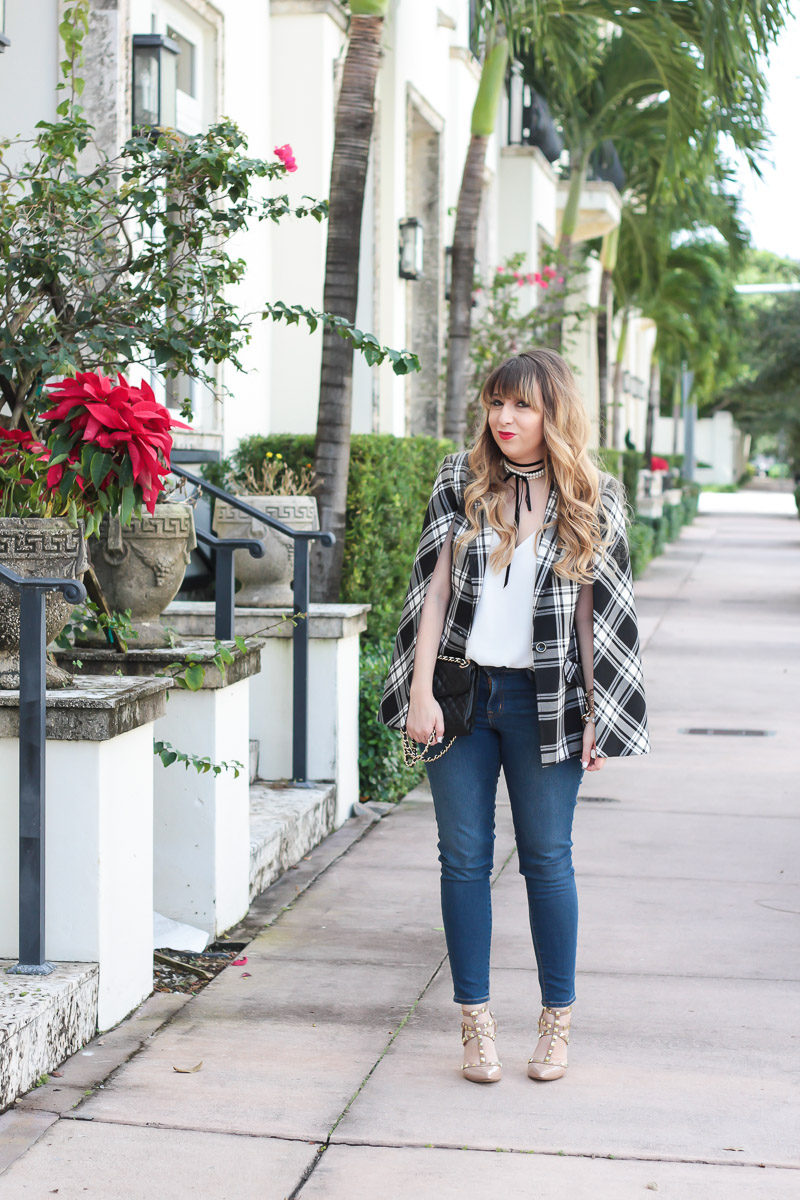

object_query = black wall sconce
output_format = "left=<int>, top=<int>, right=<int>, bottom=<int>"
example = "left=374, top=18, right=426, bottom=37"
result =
left=399, top=218, right=424, bottom=280
left=132, top=33, right=180, bottom=132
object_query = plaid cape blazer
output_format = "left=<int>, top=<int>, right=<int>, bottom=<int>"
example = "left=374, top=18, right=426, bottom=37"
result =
left=377, top=451, right=650, bottom=766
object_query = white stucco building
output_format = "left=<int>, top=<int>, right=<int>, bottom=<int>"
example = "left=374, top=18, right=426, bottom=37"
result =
left=0, top=0, right=666, bottom=461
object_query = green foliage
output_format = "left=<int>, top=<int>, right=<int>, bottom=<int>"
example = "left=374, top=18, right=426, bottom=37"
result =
left=262, top=303, right=420, bottom=378
left=358, top=639, right=424, bottom=803
left=794, top=484, right=800, bottom=518
left=596, top=447, right=622, bottom=479
left=621, top=450, right=643, bottom=512
left=628, top=521, right=655, bottom=579
left=54, top=599, right=138, bottom=652
left=663, top=501, right=683, bottom=541
left=154, top=739, right=243, bottom=779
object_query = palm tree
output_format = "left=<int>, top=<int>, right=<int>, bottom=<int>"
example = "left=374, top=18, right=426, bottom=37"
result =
left=313, top=1, right=389, bottom=602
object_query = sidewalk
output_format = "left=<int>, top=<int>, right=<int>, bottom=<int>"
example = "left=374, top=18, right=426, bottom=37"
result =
left=1, top=494, right=798, bottom=1199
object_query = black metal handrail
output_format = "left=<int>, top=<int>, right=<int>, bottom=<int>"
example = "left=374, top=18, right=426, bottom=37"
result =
left=171, top=465, right=336, bottom=783
left=0, top=562, right=87, bottom=976
left=194, top=528, right=264, bottom=640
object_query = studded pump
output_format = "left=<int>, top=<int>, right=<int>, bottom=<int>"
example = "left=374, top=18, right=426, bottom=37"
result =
left=460, top=1005, right=502, bottom=1083
left=527, top=1005, right=572, bottom=1081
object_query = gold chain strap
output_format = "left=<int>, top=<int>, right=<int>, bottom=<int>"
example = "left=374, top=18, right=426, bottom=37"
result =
left=401, top=654, right=470, bottom=765
left=402, top=728, right=456, bottom=766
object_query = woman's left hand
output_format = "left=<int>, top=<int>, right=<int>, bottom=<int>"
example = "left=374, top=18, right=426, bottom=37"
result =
left=581, top=720, right=604, bottom=771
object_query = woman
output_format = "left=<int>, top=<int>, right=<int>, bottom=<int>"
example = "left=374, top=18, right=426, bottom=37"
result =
left=377, top=349, right=649, bottom=1085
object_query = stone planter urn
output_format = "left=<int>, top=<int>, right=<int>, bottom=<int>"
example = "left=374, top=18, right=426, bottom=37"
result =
left=0, top=517, right=88, bottom=688
left=213, top=495, right=319, bottom=606
left=88, top=502, right=196, bottom=647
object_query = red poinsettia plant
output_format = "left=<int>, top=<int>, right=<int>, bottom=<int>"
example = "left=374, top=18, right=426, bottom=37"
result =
left=0, top=371, right=188, bottom=536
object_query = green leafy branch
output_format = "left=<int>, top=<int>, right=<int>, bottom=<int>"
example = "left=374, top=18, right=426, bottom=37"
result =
left=262, top=303, right=421, bottom=375
left=154, top=740, right=244, bottom=779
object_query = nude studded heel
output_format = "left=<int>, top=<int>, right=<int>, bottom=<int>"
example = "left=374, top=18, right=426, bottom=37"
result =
left=460, top=1005, right=502, bottom=1083
left=527, top=1005, right=572, bottom=1081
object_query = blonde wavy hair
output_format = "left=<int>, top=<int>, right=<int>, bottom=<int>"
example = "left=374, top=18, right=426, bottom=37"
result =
left=455, top=349, right=623, bottom=582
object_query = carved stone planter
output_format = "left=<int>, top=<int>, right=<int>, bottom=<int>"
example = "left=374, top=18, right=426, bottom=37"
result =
left=88, top=503, right=196, bottom=647
left=213, top=495, right=319, bottom=606
left=0, top=517, right=88, bottom=688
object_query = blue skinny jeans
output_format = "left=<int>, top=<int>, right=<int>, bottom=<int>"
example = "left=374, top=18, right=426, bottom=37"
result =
left=424, top=665, right=584, bottom=1008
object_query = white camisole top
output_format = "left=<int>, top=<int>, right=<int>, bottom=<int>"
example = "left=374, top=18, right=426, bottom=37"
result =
left=464, top=528, right=536, bottom=669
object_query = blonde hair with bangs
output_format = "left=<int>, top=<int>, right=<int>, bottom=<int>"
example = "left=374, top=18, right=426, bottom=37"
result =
left=455, top=349, right=622, bottom=582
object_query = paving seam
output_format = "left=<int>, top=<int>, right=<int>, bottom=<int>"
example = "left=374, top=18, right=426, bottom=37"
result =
left=286, top=844, right=520, bottom=1198
left=321, top=1135, right=800, bottom=1171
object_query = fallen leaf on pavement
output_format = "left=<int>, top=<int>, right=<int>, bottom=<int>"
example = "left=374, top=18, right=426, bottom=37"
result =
left=232, top=956, right=248, bottom=966
left=172, top=1061, right=203, bottom=1073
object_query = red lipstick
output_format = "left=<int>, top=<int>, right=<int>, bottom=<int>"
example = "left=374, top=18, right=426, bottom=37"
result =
left=498, top=431, right=515, bottom=440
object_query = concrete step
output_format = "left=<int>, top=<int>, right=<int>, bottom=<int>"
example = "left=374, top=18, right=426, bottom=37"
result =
left=0, top=962, right=98, bottom=1112
left=249, top=780, right=336, bottom=902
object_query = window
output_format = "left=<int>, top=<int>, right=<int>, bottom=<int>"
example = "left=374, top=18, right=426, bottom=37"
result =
left=167, top=25, right=196, bottom=98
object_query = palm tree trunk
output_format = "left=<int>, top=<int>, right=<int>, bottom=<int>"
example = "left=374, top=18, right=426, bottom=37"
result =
left=611, top=306, right=629, bottom=449
left=550, top=147, right=590, bottom=354
left=313, top=8, right=386, bottom=602
left=596, top=226, right=618, bottom=447
left=644, top=355, right=659, bottom=460
left=443, top=36, right=508, bottom=445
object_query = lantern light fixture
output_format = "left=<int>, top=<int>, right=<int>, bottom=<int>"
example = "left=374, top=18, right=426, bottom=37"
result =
left=398, top=218, right=424, bottom=280
left=132, top=33, right=180, bottom=133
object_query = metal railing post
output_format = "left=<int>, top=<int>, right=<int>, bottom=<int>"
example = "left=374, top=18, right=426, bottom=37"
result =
left=0, top=565, right=87, bottom=977
left=17, top=586, right=49, bottom=972
left=292, top=538, right=310, bottom=782
left=214, top=545, right=236, bottom=641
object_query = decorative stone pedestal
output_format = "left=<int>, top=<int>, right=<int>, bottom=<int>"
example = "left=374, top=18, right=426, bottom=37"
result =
left=56, top=639, right=264, bottom=939
left=0, top=677, right=170, bottom=1032
left=163, top=603, right=370, bottom=827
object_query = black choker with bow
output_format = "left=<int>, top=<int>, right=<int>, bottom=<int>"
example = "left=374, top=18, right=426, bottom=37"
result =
left=500, top=455, right=546, bottom=588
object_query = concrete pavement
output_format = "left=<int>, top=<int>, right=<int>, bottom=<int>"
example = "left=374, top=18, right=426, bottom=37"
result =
left=1, top=490, right=798, bottom=1198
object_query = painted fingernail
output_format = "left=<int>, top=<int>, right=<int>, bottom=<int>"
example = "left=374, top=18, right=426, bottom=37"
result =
left=581, top=760, right=588, bottom=768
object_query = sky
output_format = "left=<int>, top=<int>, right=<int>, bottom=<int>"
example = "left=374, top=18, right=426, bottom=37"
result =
left=734, top=12, right=800, bottom=262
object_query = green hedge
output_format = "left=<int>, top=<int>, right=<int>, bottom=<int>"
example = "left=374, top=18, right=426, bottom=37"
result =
left=629, top=521, right=655, bottom=578
left=622, top=449, right=643, bottom=512
left=596, top=447, right=622, bottom=480
left=359, top=639, right=425, bottom=802
left=795, top=484, right=800, bottom=518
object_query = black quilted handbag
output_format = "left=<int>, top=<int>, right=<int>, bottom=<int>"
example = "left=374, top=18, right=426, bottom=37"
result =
left=402, top=654, right=478, bottom=765
left=432, top=655, right=478, bottom=737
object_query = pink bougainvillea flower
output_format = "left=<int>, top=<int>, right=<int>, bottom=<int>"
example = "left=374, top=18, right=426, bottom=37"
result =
left=533, top=272, right=542, bottom=284
left=557, top=276, right=564, bottom=283
left=274, top=143, right=297, bottom=173
left=543, top=266, right=557, bottom=279
left=540, top=280, right=549, bottom=289
left=651, top=455, right=669, bottom=471
left=496, top=266, right=505, bottom=274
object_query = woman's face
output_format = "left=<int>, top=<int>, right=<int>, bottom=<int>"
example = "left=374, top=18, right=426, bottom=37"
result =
left=487, top=389, right=546, bottom=464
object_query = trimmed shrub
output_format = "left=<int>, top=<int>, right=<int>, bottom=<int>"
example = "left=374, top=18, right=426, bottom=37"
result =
left=596, top=447, right=622, bottom=480
left=663, top=502, right=683, bottom=541
left=629, top=521, right=655, bottom=579
left=621, top=450, right=643, bottom=512
left=794, top=484, right=800, bottom=518
left=359, top=638, right=425, bottom=803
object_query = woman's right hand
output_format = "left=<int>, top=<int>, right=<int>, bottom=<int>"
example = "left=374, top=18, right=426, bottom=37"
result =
left=405, top=690, right=445, bottom=746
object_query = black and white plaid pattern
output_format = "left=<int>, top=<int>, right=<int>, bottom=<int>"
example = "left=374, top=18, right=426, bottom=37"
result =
left=377, top=451, right=650, bottom=765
